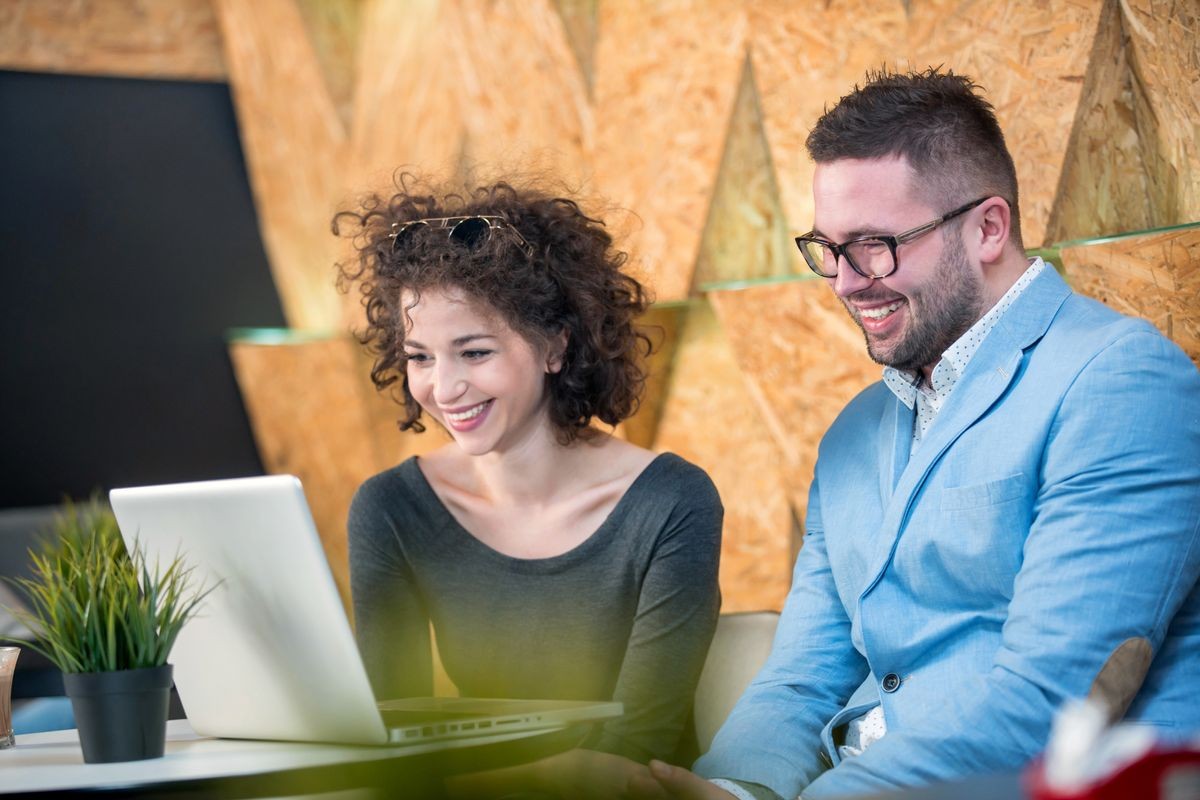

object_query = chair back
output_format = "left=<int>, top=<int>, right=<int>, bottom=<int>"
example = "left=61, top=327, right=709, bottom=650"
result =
left=693, top=610, right=780, bottom=753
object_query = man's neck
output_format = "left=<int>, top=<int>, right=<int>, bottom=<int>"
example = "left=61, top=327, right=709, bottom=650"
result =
left=916, top=253, right=1038, bottom=385
left=918, top=362, right=937, bottom=386
left=981, top=248, right=1033, bottom=311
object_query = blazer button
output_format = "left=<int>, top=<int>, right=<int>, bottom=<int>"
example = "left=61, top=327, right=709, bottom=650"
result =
left=881, top=673, right=901, bottom=693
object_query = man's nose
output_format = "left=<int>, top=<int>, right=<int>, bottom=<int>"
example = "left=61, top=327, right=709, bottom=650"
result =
left=832, top=260, right=874, bottom=298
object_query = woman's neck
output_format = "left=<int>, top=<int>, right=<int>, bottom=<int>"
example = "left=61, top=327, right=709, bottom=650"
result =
left=465, top=425, right=586, bottom=508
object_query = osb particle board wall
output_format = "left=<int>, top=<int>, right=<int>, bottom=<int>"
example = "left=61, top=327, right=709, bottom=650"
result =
left=6, top=0, right=1197, bottom=612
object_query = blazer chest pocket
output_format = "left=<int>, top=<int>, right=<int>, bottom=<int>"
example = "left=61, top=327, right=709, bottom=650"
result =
left=940, top=473, right=1028, bottom=511
left=918, top=473, right=1032, bottom=602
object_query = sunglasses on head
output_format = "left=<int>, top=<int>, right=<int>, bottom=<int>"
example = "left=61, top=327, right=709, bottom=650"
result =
left=388, top=215, right=532, bottom=255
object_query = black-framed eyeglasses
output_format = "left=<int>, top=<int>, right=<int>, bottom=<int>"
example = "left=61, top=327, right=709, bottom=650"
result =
left=794, top=197, right=990, bottom=280
left=389, top=215, right=532, bottom=255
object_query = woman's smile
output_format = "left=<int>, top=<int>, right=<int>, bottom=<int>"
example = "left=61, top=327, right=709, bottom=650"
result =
left=441, top=399, right=494, bottom=431
left=402, top=287, right=556, bottom=457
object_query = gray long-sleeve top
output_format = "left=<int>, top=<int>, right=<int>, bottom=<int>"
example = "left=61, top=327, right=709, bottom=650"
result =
left=348, top=452, right=723, bottom=762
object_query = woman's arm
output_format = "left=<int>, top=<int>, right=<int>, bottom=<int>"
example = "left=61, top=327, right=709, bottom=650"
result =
left=347, top=478, right=433, bottom=699
left=589, top=462, right=724, bottom=762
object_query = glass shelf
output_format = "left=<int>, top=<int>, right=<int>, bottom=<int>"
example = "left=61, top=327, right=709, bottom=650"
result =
left=225, top=327, right=340, bottom=345
left=694, top=218, right=1200, bottom=295
left=698, top=271, right=820, bottom=294
left=1053, top=219, right=1200, bottom=250
left=228, top=220, right=1198, bottom=330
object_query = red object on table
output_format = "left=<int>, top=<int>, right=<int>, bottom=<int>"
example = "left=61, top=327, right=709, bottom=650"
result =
left=1024, top=747, right=1200, bottom=800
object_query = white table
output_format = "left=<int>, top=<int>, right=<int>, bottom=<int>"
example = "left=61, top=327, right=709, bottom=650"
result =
left=0, top=719, right=585, bottom=797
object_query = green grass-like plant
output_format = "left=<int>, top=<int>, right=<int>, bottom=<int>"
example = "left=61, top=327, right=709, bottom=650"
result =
left=4, top=499, right=212, bottom=674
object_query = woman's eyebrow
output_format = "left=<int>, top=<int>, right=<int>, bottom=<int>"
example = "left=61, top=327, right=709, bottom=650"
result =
left=453, top=333, right=497, bottom=346
left=405, top=333, right=497, bottom=350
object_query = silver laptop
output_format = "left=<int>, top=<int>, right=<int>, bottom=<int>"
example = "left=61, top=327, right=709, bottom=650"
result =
left=109, top=475, right=621, bottom=746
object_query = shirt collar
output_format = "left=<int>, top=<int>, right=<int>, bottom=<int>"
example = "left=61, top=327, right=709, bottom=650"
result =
left=882, top=258, right=1047, bottom=409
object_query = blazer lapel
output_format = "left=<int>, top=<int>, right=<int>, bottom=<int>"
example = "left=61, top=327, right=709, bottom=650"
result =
left=859, top=266, right=1073, bottom=600
left=878, top=396, right=913, bottom=500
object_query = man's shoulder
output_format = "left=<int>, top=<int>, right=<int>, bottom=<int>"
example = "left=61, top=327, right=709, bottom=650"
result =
left=829, top=379, right=892, bottom=426
left=1053, top=288, right=1158, bottom=340
left=1039, top=289, right=1190, bottom=372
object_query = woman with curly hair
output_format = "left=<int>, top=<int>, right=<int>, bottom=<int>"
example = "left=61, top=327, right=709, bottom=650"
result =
left=334, top=177, right=722, bottom=796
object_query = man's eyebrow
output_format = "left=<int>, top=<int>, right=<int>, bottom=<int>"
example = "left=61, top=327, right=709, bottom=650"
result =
left=845, top=225, right=892, bottom=239
left=810, top=225, right=892, bottom=241
left=404, top=333, right=497, bottom=350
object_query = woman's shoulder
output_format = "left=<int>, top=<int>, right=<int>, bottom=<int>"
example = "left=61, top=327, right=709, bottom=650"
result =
left=354, top=455, right=417, bottom=498
left=600, top=449, right=723, bottom=551
left=610, top=450, right=722, bottom=559
left=636, top=451, right=721, bottom=507
left=348, top=456, right=439, bottom=530
left=584, top=437, right=713, bottom=491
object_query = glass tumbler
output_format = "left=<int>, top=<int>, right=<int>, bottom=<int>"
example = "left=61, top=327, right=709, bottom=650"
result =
left=0, top=646, right=19, bottom=748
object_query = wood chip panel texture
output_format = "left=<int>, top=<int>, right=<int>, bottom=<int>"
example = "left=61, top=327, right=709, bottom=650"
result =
left=1061, top=226, right=1200, bottom=366
left=593, top=0, right=748, bottom=302
left=353, top=0, right=593, bottom=196
left=0, top=0, right=226, bottom=80
left=295, top=0, right=361, bottom=135
left=693, top=55, right=794, bottom=287
left=228, top=339, right=384, bottom=613
left=348, top=0, right=467, bottom=189
left=1121, top=0, right=1200, bottom=227
left=908, top=0, right=1104, bottom=248
left=619, top=306, right=684, bottom=449
left=552, top=0, right=598, bottom=95
left=1046, top=0, right=1153, bottom=243
left=451, top=0, right=592, bottom=186
left=748, top=0, right=907, bottom=252
left=652, top=302, right=793, bottom=612
left=709, top=280, right=880, bottom=527
left=213, top=0, right=348, bottom=330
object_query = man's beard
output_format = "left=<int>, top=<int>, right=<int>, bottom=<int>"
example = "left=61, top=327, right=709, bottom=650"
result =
left=850, top=233, right=987, bottom=373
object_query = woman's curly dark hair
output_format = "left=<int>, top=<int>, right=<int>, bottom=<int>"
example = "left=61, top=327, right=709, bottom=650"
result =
left=334, top=176, right=653, bottom=445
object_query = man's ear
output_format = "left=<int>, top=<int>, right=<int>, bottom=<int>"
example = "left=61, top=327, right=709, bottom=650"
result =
left=546, top=329, right=569, bottom=374
left=975, top=197, right=1011, bottom=264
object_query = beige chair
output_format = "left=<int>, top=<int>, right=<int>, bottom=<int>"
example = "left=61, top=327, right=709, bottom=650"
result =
left=693, top=611, right=781, bottom=753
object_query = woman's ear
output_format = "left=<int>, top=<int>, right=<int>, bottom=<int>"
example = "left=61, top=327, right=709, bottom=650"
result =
left=545, top=329, right=569, bottom=374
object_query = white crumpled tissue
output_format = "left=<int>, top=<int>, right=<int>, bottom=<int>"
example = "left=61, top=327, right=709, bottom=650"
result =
left=1041, top=697, right=1159, bottom=793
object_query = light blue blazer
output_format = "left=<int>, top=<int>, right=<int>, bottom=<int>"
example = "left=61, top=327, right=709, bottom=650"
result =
left=695, top=267, right=1200, bottom=799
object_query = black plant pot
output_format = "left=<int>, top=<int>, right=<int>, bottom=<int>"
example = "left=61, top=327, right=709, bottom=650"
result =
left=62, top=664, right=173, bottom=763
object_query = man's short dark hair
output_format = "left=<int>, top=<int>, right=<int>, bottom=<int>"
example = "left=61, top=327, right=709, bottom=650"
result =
left=806, top=67, right=1023, bottom=248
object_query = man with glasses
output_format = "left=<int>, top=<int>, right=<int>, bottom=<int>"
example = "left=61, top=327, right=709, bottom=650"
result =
left=634, top=68, right=1200, bottom=799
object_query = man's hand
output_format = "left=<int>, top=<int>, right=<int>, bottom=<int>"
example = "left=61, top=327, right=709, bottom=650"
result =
left=625, top=760, right=737, bottom=800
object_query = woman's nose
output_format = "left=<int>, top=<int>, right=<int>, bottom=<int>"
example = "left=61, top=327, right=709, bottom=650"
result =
left=432, top=360, right=467, bottom=405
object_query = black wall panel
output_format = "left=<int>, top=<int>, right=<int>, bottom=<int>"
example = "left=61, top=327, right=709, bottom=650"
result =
left=0, top=70, right=286, bottom=507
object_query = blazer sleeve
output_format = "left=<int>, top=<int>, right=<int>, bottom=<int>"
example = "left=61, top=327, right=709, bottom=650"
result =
left=694, top=473, right=871, bottom=800
left=802, top=329, right=1200, bottom=799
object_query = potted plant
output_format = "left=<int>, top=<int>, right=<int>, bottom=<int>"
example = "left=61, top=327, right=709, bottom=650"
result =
left=4, top=499, right=211, bottom=763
